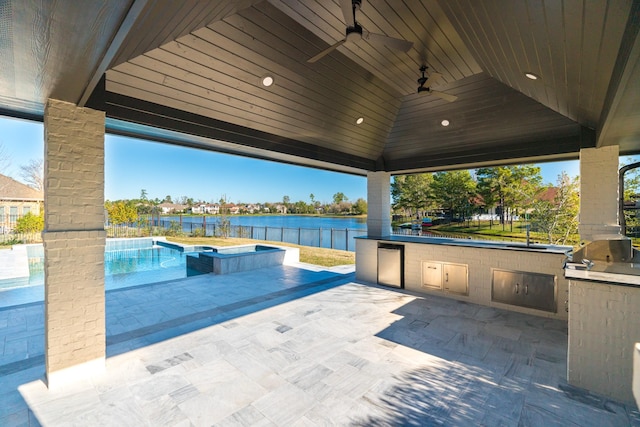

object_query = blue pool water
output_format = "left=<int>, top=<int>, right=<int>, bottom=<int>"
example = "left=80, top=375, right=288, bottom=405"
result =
left=3, top=238, right=195, bottom=292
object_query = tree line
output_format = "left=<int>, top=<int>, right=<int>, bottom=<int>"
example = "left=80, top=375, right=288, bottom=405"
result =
left=105, top=191, right=367, bottom=226
left=391, top=165, right=582, bottom=245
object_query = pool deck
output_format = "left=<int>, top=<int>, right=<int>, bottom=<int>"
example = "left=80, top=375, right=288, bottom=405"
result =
left=0, top=247, right=29, bottom=282
left=1, top=262, right=639, bottom=426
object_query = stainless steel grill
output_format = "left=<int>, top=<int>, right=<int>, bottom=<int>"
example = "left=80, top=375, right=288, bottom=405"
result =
left=572, top=238, right=635, bottom=263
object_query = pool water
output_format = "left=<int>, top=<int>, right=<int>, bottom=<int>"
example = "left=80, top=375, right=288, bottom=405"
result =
left=2, top=238, right=196, bottom=292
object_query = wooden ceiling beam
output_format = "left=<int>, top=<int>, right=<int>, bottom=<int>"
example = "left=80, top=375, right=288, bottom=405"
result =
left=78, top=0, right=150, bottom=107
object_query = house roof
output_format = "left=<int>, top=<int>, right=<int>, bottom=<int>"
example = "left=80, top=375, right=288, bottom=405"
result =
left=0, top=174, right=43, bottom=201
left=158, top=202, right=186, bottom=209
left=1, top=1, right=639, bottom=175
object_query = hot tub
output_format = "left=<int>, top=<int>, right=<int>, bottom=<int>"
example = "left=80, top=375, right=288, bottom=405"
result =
left=186, top=244, right=286, bottom=275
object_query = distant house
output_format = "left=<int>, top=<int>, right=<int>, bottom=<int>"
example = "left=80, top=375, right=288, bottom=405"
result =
left=189, top=203, right=220, bottom=214
left=274, top=204, right=287, bottom=214
left=189, top=204, right=206, bottom=214
left=0, top=173, right=44, bottom=232
left=245, top=203, right=261, bottom=214
left=207, top=203, right=220, bottom=214
left=158, top=202, right=186, bottom=214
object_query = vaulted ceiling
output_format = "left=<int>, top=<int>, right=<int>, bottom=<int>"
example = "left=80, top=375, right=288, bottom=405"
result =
left=1, top=0, right=639, bottom=175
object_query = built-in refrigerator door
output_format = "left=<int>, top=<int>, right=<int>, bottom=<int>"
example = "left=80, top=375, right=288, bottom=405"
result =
left=378, top=247, right=402, bottom=288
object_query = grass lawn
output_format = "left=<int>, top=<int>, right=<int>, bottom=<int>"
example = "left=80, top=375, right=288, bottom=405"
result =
left=428, top=221, right=580, bottom=246
left=166, top=236, right=355, bottom=267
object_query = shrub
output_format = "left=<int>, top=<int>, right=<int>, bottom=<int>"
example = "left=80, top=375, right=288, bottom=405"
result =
left=13, top=212, right=44, bottom=233
left=190, top=227, right=206, bottom=237
left=164, top=221, right=185, bottom=237
left=215, top=217, right=231, bottom=238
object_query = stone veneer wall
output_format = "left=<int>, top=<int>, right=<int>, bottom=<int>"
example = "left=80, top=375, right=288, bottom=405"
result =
left=366, top=172, right=391, bottom=238
left=356, top=238, right=569, bottom=320
left=43, top=99, right=106, bottom=384
left=579, top=146, right=621, bottom=240
left=568, top=279, right=640, bottom=403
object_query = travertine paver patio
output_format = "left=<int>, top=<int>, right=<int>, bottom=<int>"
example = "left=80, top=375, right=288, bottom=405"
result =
left=1, top=263, right=639, bottom=426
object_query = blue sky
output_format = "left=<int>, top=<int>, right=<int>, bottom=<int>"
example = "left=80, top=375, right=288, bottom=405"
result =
left=0, top=115, right=632, bottom=204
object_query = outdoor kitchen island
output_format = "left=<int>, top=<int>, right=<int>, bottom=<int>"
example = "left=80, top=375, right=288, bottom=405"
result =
left=564, top=238, right=640, bottom=404
left=355, top=235, right=573, bottom=320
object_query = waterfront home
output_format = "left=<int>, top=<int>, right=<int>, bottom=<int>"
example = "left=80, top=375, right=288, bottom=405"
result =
left=0, top=173, right=43, bottom=232
left=158, top=202, right=187, bottom=214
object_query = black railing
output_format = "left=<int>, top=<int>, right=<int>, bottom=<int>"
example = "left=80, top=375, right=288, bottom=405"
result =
left=106, top=219, right=366, bottom=252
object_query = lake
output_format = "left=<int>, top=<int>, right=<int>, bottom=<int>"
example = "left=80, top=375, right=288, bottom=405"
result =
left=157, top=215, right=368, bottom=251
left=161, top=215, right=367, bottom=230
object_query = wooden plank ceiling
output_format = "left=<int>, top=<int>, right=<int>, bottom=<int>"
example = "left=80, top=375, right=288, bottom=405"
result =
left=1, top=0, right=639, bottom=174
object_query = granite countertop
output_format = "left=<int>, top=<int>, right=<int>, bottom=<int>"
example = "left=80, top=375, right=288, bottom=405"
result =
left=355, top=234, right=572, bottom=254
left=564, top=260, right=640, bottom=286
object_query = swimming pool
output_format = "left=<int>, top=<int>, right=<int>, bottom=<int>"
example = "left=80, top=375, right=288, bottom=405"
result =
left=0, top=238, right=197, bottom=292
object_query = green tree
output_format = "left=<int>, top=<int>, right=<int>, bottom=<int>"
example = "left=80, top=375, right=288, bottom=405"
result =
left=282, top=195, right=290, bottom=214
left=352, top=198, right=368, bottom=215
left=106, top=201, right=138, bottom=225
left=332, top=192, right=348, bottom=204
left=217, top=195, right=231, bottom=237
left=476, top=165, right=542, bottom=230
left=164, top=195, right=172, bottom=203
left=140, top=189, right=148, bottom=201
left=13, top=211, right=44, bottom=233
left=530, top=172, right=579, bottom=244
left=430, top=170, right=476, bottom=219
left=391, top=173, right=434, bottom=218
left=621, top=157, right=640, bottom=232
left=294, top=200, right=309, bottom=213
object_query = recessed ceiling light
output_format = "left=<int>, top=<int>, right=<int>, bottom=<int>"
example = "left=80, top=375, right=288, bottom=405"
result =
left=356, top=117, right=364, bottom=125
left=524, top=72, right=539, bottom=80
left=441, top=119, right=450, bottom=127
left=261, top=75, right=274, bottom=87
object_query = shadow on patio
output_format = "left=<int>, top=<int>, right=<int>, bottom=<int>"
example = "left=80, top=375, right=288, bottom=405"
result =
left=1, top=267, right=638, bottom=425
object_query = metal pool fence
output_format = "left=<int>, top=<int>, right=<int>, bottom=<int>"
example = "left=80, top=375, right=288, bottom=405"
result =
left=106, top=220, right=367, bottom=252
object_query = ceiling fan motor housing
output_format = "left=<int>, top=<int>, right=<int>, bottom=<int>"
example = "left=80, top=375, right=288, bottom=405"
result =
left=346, top=23, right=364, bottom=41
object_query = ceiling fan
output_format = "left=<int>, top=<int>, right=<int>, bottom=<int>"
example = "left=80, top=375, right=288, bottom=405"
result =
left=417, top=65, right=457, bottom=102
left=307, top=0, right=414, bottom=63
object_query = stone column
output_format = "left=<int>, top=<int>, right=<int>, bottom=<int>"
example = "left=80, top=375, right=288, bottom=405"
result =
left=366, top=171, right=391, bottom=238
left=578, top=146, right=621, bottom=241
left=43, top=99, right=106, bottom=388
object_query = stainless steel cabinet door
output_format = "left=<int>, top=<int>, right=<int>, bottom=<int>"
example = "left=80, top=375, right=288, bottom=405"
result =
left=521, top=273, right=556, bottom=312
left=443, top=263, right=468, bottom=295
left=492, top=269, right=525, bottom=305
left=422, top=261, right=442, bottom=290
left=492, top=269, right=556, bottom=312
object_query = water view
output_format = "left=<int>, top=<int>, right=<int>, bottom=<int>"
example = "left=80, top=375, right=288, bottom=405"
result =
left=161, top=214, right=367, bottom=229
left=154, top=215, right=368, bottom=251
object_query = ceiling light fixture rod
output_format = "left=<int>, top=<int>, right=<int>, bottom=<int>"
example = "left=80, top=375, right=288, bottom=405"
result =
left=417, top=65, right=429, bottom=92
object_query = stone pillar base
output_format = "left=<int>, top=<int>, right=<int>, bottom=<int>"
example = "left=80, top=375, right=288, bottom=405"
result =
left=46, top=357, right=105, bottom=390
left=43, top=230, right=106, bottom=376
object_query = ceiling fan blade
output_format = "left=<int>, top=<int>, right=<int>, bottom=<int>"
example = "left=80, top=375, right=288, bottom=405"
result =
left=363, top=31, right=413, bottom=52
left=430, top=90, right=458, bottom=102
left=424, top=72, right=443, bottom=87
left=307, top=39, right=347, bottom=63
left=340, top=0, right=355, bottom=27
